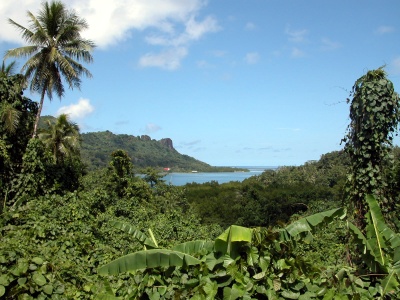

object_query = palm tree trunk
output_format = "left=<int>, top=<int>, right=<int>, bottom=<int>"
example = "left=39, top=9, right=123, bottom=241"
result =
left=32, top=88, right=46, bottom=138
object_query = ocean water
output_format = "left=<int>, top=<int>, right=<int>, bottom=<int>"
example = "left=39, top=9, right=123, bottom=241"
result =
left=162, top=166, right=276, bottom=186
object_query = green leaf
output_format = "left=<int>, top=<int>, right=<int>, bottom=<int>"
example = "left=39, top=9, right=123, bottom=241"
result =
left=110, top=221, right=158, bottom=249
left=32, top=273, right=47, bottom=286
left=11, top=260, right=29, bottom=276
left=347, top=221, right=383, bottom=272
left=18, top=277, right=27, bottom=286
left=98, top=249, right=201, bottom=275
left=281, top=290, right=300, bottom=299
left=203, top=280, right=218, bottom=300
left=172, top=240, right=214, bottom=255
left=223, top=286, right=241, bottom=300
left=0, top=285, right=5, bottom=297
left=380, top=270, right=399, bottom=296
left=246, top=247, right=259, bottom=266
left=0, top=275, right=9, bottom=286
left=31, top=257, right=44, bottom=265
left=283, top=207, right=345, bottom=240
left=215, top=225, right=252, bottom=257
left=42, top=284, right=53, bottom=295
left=365, top=194, right=388, bottom=266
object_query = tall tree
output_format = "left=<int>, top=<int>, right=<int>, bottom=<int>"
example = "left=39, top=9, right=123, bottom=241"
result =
left=38, top=113, right=80, bottom=164
left=342, top=67, right=400, bottom=229
left=4, top=1, right=95, bottom=137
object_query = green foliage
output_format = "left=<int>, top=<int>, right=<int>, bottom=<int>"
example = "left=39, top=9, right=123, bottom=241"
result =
left=9, top=138, right=52, bottom=203
left=141, top=167, right=165, bottom=187
left=342, top=67, right=400, bottom=227
left=185, top=151, right=347, bottom=228
left=347, top=195, right=400, bottom=281
left=0, top=175, right=220, bottom=299
left=98, top=206, right=396, bottom=299
left=0, top=74, right=37, bottom=202
left=106, top=150, right=135, bottom=197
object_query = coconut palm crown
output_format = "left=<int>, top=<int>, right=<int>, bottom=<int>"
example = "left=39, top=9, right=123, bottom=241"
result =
left=38, top=113, right=80, bottom=164
left=4, top=1, right=95, bottom=137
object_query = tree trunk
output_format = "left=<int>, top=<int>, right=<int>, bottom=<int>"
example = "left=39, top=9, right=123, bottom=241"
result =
left=32, top=88, right=46, bottom=138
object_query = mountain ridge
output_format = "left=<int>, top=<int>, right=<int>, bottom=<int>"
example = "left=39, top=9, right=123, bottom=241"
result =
left=39, top=115, right=245, bottom=172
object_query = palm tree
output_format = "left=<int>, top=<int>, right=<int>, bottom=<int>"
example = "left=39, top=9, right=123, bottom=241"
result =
left=4, top=1, right=95, bottom=137
left=38, top=113, right=80, bottom=164
left=0, top=60, right=17, bottom=78
left=0, top=61, right=22, bottom=134
left=0, top=102, right=21, bottom=134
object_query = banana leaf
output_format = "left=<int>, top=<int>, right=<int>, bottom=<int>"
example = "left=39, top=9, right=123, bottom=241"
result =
left=380, top=269, right=399, bottom=296
left=110, top=220, right=158, bottom=249
left=346, top=195, right=398, bottom=273
left=172, top=240, right=215, bottom=255
left=98, top=249, right=201, bottom=276
left=215, top=225, right=253, bottom=258
left=365, top=195, right=400, bottom=261
left=282, top=207, right=345, bottom=240
left=347, top=221, right=385, bottom=273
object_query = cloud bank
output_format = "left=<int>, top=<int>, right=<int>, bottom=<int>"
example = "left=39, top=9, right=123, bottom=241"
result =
left=0, top=0, right=219, bottom=70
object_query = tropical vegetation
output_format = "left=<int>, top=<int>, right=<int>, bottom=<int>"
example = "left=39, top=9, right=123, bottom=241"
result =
left=1, top=1, right=399, bottom=299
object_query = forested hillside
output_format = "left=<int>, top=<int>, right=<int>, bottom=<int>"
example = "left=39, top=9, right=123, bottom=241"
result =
left=80, top=130, right=242, bottom=172
left=40, top=115, right=244, bottom=172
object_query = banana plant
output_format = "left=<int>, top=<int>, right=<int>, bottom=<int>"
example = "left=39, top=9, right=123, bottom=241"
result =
left=98, top=209, right=345, bottom=276
left=98, top=221, right=215, bottom=276
left=347, top=195, right=400, bottom=297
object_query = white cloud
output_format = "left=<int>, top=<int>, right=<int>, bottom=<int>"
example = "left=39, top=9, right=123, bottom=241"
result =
left=244, top=52, right=260, bottom=64
left=291, top=47, right=305, bottom=58
left=140, top=15, right=219, bottom=69
left=57, top=98, right=94, bottom=120
left=144, top=123, right=162, bottom=133
left=145, top=15, right=219, bottom=47
left=285, top=25, right=308, bottom=43
left=139, top=47, right=188, bottom=70
left=245, top=22, right=256, bottom=31
left=0, top=0, right=218, bottom=69
left=320, top=38, right=341, bottom=51
left=374, top=25, right=395, bottom=35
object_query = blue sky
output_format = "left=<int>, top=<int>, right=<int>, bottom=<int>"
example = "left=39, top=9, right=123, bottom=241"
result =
left=1, top=0, right=400, bottom=166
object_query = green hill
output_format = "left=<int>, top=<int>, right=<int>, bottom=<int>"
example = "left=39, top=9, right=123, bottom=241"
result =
left=82, top=131, right=212, bottom=171
left=39, top=116, right=246, bottom=172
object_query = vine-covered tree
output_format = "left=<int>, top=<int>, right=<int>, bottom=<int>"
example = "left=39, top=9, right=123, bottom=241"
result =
left=0, top=74, right=37, bottom=203
left=4, top=1, right=95, bottom=137
left=342, top=67, right=400, bottom=228
left=107, top=150, right=135, bottom=197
